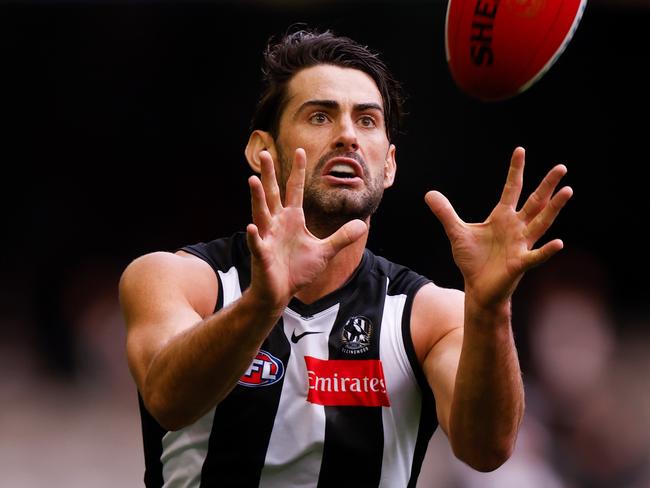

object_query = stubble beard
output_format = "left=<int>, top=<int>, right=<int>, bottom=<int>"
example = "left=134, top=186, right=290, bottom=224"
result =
left=277, top=148, right=385, bottom=238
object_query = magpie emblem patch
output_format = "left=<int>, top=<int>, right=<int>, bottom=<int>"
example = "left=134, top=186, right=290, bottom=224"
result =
left=341, top=316, right=372, bottom=355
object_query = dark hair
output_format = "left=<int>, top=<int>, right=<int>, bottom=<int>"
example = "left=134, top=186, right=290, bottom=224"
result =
left=250, top=28, right=405, bottom=142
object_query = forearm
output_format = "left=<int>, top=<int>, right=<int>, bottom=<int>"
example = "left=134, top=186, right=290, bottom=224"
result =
left=449, top=296, right=525, bottom=471
left=143, top=289, right=282, bottom=430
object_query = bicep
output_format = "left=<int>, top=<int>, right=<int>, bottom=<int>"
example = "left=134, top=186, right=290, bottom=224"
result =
left=411, top=284, right=464, bottom=435
left=119, top=252, right=218, bottom=390
left=424, top=327, right=463, bottom=436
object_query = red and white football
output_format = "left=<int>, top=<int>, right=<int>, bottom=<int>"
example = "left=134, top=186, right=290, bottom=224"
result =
left=445, top=0, right=588, bottom=101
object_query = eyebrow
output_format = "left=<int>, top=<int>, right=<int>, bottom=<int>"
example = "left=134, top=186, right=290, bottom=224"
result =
left=293, top=99, right=384, bottom=119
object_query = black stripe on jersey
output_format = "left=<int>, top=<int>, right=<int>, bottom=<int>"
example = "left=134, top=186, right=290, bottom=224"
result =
left=181, top=233, right=252, bottom=315
left=199, top=320, right=290, bottom=487
left=180, top=232, right=250, bottom=277
left=317, top=269, right=387, bottom=488
left=401, top=280, right=438, bottom=488
left=138, top=394, right=167, bottom=488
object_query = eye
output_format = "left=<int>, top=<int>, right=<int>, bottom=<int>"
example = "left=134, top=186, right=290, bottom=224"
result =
left=358, top=115, right=377, bottom=128
left=309, top=112, right=329, bottom=125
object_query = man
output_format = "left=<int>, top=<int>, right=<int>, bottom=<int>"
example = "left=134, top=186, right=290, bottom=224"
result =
left=119, top=28, right=572, bottom=487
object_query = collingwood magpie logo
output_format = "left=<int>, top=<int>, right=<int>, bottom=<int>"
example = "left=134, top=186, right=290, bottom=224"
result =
left=341, top=316, right=372, bottom=355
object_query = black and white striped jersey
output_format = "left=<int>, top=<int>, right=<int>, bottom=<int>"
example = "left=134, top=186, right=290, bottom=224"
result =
left=139, top=232, right=438, bottom=488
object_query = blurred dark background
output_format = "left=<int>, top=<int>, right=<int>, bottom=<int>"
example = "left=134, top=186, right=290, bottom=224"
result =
left=1, top=1, right=649, bottom=486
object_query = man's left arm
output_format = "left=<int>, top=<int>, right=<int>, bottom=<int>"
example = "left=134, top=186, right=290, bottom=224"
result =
left=416, top=147, right=573, bottom=471
left=412, top=283, right=523, bottom=472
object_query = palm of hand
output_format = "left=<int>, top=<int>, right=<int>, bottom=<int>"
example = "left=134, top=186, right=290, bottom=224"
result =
left=246, top=149, right=367, bottom=310
left=426, top=148, right=573, bottom=308
left=448, top=203, right=535, bottom=306
left=255, top=206, right=329, bottom=298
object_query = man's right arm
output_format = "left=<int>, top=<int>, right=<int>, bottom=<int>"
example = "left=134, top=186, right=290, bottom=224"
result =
left=119, top=250, right=282, bottom=431
left=121, top=148, right=366, bottom=432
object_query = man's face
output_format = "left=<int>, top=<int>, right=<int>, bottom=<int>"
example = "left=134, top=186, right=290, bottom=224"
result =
left=274, top=64, right=396, bottom=233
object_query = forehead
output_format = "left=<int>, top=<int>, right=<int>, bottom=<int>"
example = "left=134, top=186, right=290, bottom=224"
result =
left=284, top=64, right=383, bottom=110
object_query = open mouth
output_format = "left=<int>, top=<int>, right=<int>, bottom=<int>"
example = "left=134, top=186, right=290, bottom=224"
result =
left=328, top=164, right=358, bottom=179
left=322, top=157, right=364, bottom=182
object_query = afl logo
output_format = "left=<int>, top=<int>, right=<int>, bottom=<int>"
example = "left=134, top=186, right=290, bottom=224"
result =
left=238, top=350, right=285, bottom=387
left=341, top=316, right=372, bottom=355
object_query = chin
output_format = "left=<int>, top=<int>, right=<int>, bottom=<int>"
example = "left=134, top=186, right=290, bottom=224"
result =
left=307, top=193, right=381, bottom=224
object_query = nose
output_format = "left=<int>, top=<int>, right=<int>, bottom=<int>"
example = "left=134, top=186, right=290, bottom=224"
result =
left=333, top=117, right=359, bottom=151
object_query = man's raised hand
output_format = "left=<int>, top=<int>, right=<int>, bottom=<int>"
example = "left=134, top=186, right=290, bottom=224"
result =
left=425, top=147, right=573, bottom=308
left=246, top=148, right=367, bottom=312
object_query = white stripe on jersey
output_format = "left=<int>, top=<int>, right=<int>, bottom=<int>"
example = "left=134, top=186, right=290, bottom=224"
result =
left=218, top=266, right=243, bottom=305
left=259, top=305, right=340, bottom=488
left=160, top=266, right=242, bottom=488
left=379, top=290, right=422, bottom=487
left=161, top=408, right=216, bottom=488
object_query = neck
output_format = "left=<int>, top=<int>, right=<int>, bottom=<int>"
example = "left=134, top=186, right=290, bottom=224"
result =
left=294, top=219, right=369, bottom=304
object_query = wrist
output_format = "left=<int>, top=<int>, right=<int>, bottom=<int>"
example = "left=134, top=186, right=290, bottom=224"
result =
left=242, top=286, right=289, bottom=320
left=464, top=293, right=512, bottom=329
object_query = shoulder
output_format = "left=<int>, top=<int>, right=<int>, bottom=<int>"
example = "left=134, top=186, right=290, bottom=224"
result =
left=366, top=251, right=430, bottom=295
left=120, top=250, right=216, bottom=289
left=119, top=250, right=218, bottom=320
left=410, top=282, right=465, bottom=364
left=180, top=232, right=250, bottom=273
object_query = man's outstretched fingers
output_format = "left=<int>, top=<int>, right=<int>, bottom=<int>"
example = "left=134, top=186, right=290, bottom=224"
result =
left=519, top=164, right=568, bottom=223
left=524, top=238, right=564, bottom=270
left=285, top=148, right=306, bottom=208
left=525, top=186, right=573, bottom=245
left=425, top=190, right=462, bottom=240
left=259, top=151, right=283, bottom=214
left=324, top=219, right=368, bottom=257
left=499, top=147, right=525, bottom=208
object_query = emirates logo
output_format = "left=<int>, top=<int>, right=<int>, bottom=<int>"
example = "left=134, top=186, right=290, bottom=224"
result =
left=304, top=356, right=390, bottom=407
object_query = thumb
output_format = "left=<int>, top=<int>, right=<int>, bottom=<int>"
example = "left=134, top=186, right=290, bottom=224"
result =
left=246, top=223, right=266, bottom=260
left=324, top=219, right=368, bottom=258
left=425, top=191, right=463, bottom=239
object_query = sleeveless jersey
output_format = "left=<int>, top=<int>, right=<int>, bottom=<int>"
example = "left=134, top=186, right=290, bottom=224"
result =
left=139, top=232, right=438, bottom=488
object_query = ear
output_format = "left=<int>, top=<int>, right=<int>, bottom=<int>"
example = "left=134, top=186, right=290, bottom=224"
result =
left=245, top=130, right=277, bottom=173
left=383, top=144, right=397, bottom=189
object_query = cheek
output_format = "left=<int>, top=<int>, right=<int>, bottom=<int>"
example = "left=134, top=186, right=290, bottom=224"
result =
left=280, top=134, right=327, bottom=165
left=368, top=146, right=390, bottom=171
